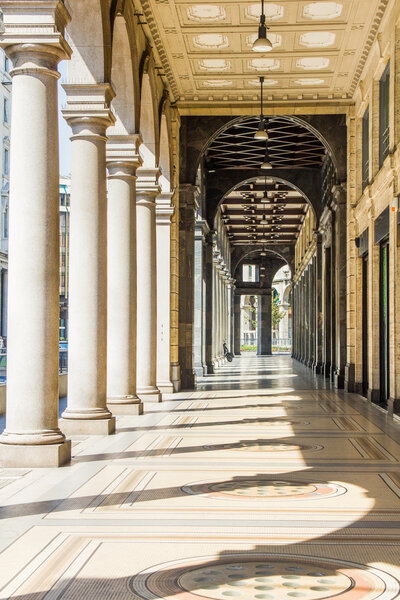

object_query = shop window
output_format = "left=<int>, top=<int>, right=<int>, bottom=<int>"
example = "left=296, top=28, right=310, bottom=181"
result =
left=379, top=62, right=390, bottom=168
left=361, top=107, right=369, bottom=191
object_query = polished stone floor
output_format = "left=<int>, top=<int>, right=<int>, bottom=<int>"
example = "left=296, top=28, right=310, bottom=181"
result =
left=0, top=355, right=400, bottom=600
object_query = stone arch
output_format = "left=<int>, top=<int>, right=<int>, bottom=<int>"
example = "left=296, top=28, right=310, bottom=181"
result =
left=65, top=0, right=111, bottom=83
left=108, top=8, right=139, bottom=135
left=232, top=245, right=295, bottom=276
left=138, top=55, right=159, bottom=168
left=180, top=113, right=346, bottom=185
left=208, top=171, right=320, bottom=227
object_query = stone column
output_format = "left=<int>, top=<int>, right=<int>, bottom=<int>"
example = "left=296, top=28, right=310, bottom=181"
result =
left=156, top=191, right=175, bottom=394
left=333, top=185, right=347, bottom=388
left=257, top=290, right=272, bottom=355
left=193, top=220, right=208, bottom=379
left=61, top=84, right=116, bottom=434
left=0, top=2, right=72, bottom=467
left=234, top=294, right=241, bottom=355
left=227, top=279, right=234, bottom=352
left=178, top=184, right=197, bottom=388
left=106, top=135, right=143, bottom=415
left=314, top=235, right=323, bottom=373
left=204, top=232, right=214, bottom=374
left=136, top=169, right=161, bottom=401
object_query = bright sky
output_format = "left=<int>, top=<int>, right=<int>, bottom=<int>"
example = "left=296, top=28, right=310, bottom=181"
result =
left=58, top=60, right=71, bottom=177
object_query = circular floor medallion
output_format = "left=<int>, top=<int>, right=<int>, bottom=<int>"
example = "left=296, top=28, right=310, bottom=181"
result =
left=181, top=479, right=346, bottom=500
left=203, top=441, right=323, bottom=453
left=128, top=553, right=399, bottom=600
left=240, top=420, right=310, bottom=427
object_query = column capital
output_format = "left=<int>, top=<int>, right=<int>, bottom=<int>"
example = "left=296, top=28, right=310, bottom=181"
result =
left=156, top=191, right=174, bottom=224
left=179, top=183, right=200, bottom=211
left=136, top=168, right=161, bottom=204
left=0, top=0, right=72, bottom=66
left=62, top=84, right=116, bottom=136
left=195, top=219, right=210, bottom=239
left=106, top=135, right=143, bottom=178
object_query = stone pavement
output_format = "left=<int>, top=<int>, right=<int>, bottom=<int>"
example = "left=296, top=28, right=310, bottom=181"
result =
left=0, top=355, right=400, bottom=599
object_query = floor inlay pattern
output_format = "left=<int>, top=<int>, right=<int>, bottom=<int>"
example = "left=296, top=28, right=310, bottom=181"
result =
left=129, top=554, right=400, bottom=600
left=1, top=356, right=400, bottom=599
left=181, top=479, right=347, bottom=500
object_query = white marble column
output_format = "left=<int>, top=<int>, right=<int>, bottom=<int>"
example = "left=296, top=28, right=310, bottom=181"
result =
left=136, top=169, right=162, bottom=402
left=0, top=2, right=72, bottom=467
left=60, top=84, right=116, bottom=434
left=156, top=192, right=174, bottom=394
left=106, top=135, right=143, bottom=415
left=212, top=259, right=217, bottom=365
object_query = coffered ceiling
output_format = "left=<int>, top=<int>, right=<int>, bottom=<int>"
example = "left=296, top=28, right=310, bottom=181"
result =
left=138, top=0, right=388, bottom=106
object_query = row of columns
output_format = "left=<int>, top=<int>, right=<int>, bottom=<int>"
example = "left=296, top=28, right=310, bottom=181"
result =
left=292, top=187, right=347, bottom=385
left=0, top=5, right=175, bottom=467
left=211, top=246, right=233, bottom=368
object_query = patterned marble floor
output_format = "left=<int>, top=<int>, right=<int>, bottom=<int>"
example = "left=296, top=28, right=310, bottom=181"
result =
left=0, top=355, right=400, bottom=600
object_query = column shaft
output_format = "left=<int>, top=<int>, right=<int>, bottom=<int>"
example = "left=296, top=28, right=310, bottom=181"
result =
left=106, top=136, right=143, bottom=414
left=257, top=292, right=272, bottom=355
left=61, top=84, right=116, bottom=434
left=156, top=193, right=175, bottom=394
left=0, top=2, right=72, bottom=467
left=136, top=170, right=161, bottom=401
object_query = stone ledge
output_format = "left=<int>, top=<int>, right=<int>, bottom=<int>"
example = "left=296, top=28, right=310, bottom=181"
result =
left=0, top=440, right=71, bottom=468
left=59, top=417, right=116, bottom=435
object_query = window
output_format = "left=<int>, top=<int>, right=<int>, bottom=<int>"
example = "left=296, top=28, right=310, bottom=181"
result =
left=242, top=264, right=259, bottom=282
left=3, top=98, right=8, bottom=124
left=361, top=107, right=369, bottom=191
left=379, top=62, right=390, bottom=168
left=3, top=147, right=9, bottom=176
left=4, top=55, right=9, bottom=74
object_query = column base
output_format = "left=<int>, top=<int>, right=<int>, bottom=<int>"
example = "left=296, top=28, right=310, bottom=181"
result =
left=193, top=366, right=204, bottom=378
left=137, top=387, right=162, bottom=402
left=344, top=363, right=356, bottom=392
left=0, top=439, right=71, bottom=468
left=59, top=417, right=116, bottom=435
left=171, top=364, right=181, bottom=392
left=107, top=396, right=143, bottom=415
left=368, top=388, right=381, bottom=404
left=333, top=369, right=345, bottom=389
left=157, top=381, right=174, bottom=394
left=388, top=397, right=400, bottom=416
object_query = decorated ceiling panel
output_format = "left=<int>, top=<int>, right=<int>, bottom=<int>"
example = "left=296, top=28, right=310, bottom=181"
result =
left=137, top=0, right=388, bottom=106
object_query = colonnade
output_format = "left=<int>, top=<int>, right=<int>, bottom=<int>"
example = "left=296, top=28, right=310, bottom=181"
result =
left=0, top=5, right=175, bottom=466
left=211, top=247, right=233, bottom=367
left=292, top=188, right=347, bottom=385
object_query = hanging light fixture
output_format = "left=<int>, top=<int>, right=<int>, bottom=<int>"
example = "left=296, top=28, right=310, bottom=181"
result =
left=252, top=0, right=273, bottom=52
left=260, top=175, right=269, bottom=202
left=261, top=143, right=272, bottom=169
left=254, top=76, right=269, bottom=140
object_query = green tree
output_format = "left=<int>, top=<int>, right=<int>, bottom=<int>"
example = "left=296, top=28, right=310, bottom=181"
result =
left=271, top=294, right=286, bottom=331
